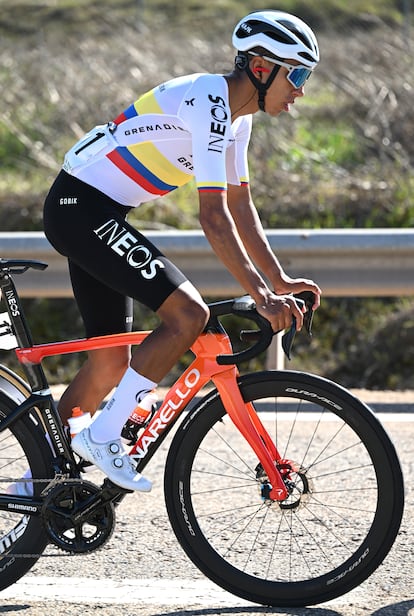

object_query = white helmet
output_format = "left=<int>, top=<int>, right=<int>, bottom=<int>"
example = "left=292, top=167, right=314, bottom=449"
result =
left=232, top=10, right=319, bottom=69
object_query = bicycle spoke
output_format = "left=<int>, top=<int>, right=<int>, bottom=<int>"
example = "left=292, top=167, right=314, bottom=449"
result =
left=190, top=407, right=378, bottom=582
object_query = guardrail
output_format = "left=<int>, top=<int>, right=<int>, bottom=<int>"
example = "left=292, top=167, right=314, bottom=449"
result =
left=1, top=229, right=414, bottom=298
left=1, top=229, right=413, bottom=370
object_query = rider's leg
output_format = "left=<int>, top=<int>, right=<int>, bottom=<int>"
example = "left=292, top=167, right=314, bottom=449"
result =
left=44, top=175, right=208, bottom=488
left=57, top=344, right=131, bottom=424
left=71, top=282, right=209, bottom=491
left=88, top=281, right=209, bottom=443
left=129, top=281, right=209, bottom=379
left=57, top=256, right=134, bottom=424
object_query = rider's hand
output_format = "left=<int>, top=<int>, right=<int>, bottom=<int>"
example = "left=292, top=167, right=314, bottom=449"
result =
left=254, top=293, right=306, bottom=332
left=273, top=275, right=322, bottom=311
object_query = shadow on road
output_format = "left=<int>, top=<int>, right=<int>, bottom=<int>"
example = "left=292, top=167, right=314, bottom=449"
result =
left=156, top=607, right=340, bottom=616
left=155, top=598, right=414, bottom=616
left=372, top=600, right=414, bottom=616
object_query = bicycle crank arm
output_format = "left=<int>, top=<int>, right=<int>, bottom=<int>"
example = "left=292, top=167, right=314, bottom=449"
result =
left=68, top=480, right=125, bottom=524
left=42, top=479, right=121, bottom=553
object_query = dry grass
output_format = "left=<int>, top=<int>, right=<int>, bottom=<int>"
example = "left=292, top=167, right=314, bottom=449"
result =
left=1, top=4, right=414, bottom=387
left=1, top=16, right=413, bottom=228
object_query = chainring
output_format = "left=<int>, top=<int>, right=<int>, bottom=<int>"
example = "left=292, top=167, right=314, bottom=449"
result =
left=41, top=480, right=115, bottom=553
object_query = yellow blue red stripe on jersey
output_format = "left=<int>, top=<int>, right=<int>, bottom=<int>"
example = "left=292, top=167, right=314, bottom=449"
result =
left=197, top=184, right=227, bottom=192
left=114, top=90, right=162, bottom=125
left=113, top=104, right=138, bottom=125
left=107, top=148, right=177, bottom=195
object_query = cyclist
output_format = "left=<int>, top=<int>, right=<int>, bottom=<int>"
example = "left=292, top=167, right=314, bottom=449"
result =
left=43, top=10, right=322, bottom=492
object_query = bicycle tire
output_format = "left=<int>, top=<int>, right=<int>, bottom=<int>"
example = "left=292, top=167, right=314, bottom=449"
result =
left=0, top=392, right=54, bottom=590
left=164, top=370, right=404, bottom=607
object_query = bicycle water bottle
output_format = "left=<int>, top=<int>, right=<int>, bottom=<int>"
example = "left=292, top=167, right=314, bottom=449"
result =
left=68, top=406, right=92, bottom=438
left=121, top=390, right=158, bottom=445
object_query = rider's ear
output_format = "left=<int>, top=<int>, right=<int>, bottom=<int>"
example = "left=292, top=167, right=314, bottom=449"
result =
left=253, top=67, right=270, bottom=75
left=251, top=57, right=271, bottom=81
left=252, top=66, right=271, bottom=82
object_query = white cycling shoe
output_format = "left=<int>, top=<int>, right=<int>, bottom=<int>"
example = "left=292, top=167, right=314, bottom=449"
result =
left=71, top=428, right=152, bottom=492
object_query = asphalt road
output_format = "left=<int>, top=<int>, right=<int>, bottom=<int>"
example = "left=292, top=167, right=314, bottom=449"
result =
left=0, top=408, right=412, bottom=616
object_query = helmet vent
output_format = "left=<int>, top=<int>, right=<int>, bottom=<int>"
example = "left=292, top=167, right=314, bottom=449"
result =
left=235, top=20, right=262, bottom=39
left=236, top=19, right=294, bottom=45
left=298, top=51, right=315, bottom=63
left=265, top=29, right=295, bottom=45
left=280, top=20, right=317, bottom=53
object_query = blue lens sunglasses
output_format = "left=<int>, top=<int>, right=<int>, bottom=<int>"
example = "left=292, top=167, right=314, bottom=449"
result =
left=250, top=53, right=313, bottom=88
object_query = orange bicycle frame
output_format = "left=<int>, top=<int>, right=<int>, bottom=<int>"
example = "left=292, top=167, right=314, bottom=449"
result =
left=16, top=329, right=288, bottom=501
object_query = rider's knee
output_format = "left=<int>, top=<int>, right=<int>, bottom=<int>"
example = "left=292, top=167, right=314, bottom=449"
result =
left=158, top=283, right=209, bottom=337
left=186, top=298, right=210, bottom=334
left=162, top=296, right=209, bottom=339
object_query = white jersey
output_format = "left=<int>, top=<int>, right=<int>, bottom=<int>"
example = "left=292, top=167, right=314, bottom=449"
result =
left=63, top=73, right=252, bottom=207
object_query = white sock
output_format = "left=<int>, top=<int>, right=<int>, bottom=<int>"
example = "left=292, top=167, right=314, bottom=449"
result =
left=89, top=367, right=157, bottom=443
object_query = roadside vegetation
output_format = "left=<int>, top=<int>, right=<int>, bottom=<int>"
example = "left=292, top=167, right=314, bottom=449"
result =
left=0, top=0, right=413, bottom=388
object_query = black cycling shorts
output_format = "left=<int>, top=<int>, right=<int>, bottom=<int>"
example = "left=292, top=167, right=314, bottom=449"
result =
left=43, top=171, right=188, bottom=337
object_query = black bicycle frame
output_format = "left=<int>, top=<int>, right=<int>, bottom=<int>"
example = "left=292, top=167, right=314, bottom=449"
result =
left=0, top=267, right=75, bottom=464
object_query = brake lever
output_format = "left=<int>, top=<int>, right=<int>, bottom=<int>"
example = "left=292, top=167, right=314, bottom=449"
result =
left=281, top=292, right=315, bottom=360
left=281, top=319, right=297, bottom=360
left=297, top=291, right=315, bottom=336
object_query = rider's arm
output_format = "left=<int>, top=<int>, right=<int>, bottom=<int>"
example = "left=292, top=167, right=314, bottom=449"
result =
left=199, top=190, right=268, bottom=298
left=198, top=190, right=301, bottom=331
left=227, top=183, right=285, bottom=289
left=227, top=182, right=321, bottom=309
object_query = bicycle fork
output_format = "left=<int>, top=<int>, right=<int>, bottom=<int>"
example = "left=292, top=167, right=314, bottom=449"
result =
left=213, top=368, right=288, bottom=501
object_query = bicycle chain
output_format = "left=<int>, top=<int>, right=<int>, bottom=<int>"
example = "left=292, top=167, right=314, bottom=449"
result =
left=3, top=548, right=87, bottom=558
left=0, top=477, right=85, bottom=486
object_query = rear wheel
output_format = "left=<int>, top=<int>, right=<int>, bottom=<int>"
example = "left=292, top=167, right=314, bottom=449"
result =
left=0, top=393, right=54, bottom=590
left=165, top=371, right=404, bottom=607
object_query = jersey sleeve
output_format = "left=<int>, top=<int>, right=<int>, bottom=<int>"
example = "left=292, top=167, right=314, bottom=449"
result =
left=225, top=115, right=252, bottom=186
left=179, top=75, right=232, bottom=193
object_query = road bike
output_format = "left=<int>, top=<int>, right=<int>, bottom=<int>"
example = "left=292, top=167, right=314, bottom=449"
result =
left=0, top=258, right=404, bottom=607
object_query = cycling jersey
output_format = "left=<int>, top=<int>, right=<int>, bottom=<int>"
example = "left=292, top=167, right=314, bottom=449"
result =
left=63, top=73, right=252, bottom=206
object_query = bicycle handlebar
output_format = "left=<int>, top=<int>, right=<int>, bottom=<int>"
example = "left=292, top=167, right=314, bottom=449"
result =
left=209, top=292, right=315, bottom=365
left=0, top=258, right=48, bottom=275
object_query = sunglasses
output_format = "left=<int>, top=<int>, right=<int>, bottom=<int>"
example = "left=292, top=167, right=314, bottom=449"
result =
left=250, top=53, right=313, bottom=88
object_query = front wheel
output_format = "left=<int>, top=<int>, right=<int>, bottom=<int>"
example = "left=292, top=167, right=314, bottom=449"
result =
left=164, top=371, right=404, bottom=607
